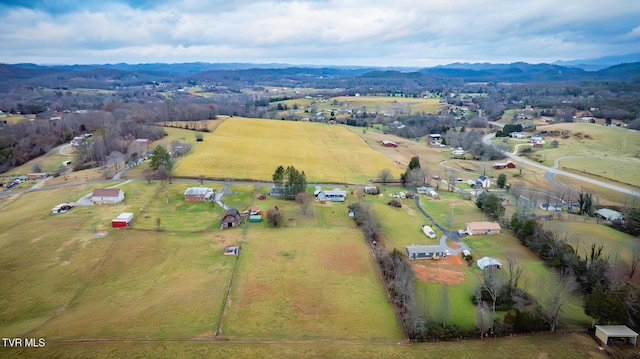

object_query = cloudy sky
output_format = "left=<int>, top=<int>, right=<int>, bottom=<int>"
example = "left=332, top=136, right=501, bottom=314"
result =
left=1, top=0, right=639, bottom=67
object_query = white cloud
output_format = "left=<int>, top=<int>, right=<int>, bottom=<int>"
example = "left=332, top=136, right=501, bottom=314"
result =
left=1, top=0, right=639, bottom=65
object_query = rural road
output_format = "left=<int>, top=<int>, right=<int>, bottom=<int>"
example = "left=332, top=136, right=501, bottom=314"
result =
left=482, top=131, right=639, bottom=198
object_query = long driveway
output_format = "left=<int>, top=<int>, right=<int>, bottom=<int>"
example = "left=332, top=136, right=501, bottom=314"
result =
left=414, top=195, right=470, bottom=255
left=482, top=131, right=639, bottom=198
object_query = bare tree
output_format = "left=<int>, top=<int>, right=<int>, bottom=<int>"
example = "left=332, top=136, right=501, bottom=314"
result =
left=377, top=168, right=393, bottom=184
left=295, top=192, right=313, bottom=215
left=626, top=241, right=640, bottom=280
left=106, top=151, right=125, bottom=171
left=477, top=269, right=503, bottom=333
left=156, top=217, right=161, bottom=230
left=506, top=253, right=524, bottom=298
left=143, top=168, right=154, bottom=184
left=538, top=272, right=577, bottom=332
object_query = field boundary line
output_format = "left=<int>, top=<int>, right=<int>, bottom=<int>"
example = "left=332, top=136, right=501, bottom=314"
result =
left=214, top=185, right=257, bottom=337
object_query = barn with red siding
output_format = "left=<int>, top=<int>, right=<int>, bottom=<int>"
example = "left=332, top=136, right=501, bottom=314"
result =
left=493, top=160, right=516, bottom=170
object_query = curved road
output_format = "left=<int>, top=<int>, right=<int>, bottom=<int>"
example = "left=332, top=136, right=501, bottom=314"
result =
left=482, top=131, right=639, bottom=198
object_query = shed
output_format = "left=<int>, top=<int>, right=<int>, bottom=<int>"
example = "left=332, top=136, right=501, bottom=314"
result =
left=92, top=188, right=125, bottom=204
left=595, top=325, right=637, bottom=346
left=315, top=188, right=346, bottom=202
left=221, top=208, right=241, bottom=229
left=249, top=215, right=262, bottom=222
left=466, top=222, right=501, bottom=236
left=416, top=186, right=432, bottom=194
left=27, top=173, right=49, bottom=180
left=477, top=256, right=502, bottom=270
left=405, top=244, right=448, bottom=260
left=112, top=212, right=133, bottom=228
left=364, top=186, right=379, bottom=195
left=382, top=140, right=398, bottom=147
left=184, top=187, right=215, bottom=202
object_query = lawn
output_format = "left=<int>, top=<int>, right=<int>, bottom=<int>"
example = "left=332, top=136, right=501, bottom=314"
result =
left=316, top=95, right=441, bottom=115
left=223, top=227, right=402, bottom=340
left=173, top=117, right=401, bottom=183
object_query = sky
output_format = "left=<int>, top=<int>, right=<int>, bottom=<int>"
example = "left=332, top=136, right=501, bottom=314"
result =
left=1, top=0, right=640, bottom=67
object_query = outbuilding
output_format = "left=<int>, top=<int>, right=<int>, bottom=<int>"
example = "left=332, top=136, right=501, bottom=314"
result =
left=111, top=212, right=133, bottom=228
left=493, top=160, right=516, bottom=170
left=477, top=256, right=502, bottom=270
left=382, top=140, right=398, bottom=147
left=595, top=208, right=623, bottom=222
left=184, top=187, right=215, bottom=202
left=466, top=222, right=501, bottom=236
left=221, top=208, right=241, bottom=229
left=595, top=325, right=638, bottom=346
left=92, top=188, right=125, bottom=204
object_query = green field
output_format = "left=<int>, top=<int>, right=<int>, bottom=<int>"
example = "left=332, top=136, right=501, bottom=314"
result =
left=174, top=117, right=402, bottom=183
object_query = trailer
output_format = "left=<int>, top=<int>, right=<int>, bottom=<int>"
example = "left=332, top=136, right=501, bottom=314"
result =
left=421, top=224, right=436, bottom=239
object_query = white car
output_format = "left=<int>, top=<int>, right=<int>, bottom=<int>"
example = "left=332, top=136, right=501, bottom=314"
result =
left=458, top=230, right=468, bottom=235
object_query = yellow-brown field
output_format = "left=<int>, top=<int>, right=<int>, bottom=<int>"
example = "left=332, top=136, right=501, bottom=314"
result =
left=174, top=117, right=402, bottom=183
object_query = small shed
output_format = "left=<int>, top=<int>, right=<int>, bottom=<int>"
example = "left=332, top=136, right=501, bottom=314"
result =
left=221, top=208, right=241, bottom=229
left=382, top=140, right=398, bottom=147
left=595, top=208, right=623, bottom=222
left=364, top=186, right=379, bottom=195
left=249, top=215, right=263, bottom=222
left=27, top=173, right=49, bottom=180
left=595, top=325, right=638, bottom=346
left=112, top=212, right=133, bottom=228
left=477, top=257, right=502, bottom=270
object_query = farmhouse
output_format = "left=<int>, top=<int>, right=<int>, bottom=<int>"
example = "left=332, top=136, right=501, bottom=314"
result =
left=184, top=187, right=215, bottom=202
left=405, top=244, right=448, bottom=260
left=416, top=186, right=434, bottom=194
left=315, top=188, right=347, bottom=202
left=510, top=132, right=526, bottom=139
left=92, top=188, right=125, bottom=204
left=111, top=212, right=133, bottom=228
left=466, top=222, right=501, bottom=236
left=427, top=134, right=442, bottom=142
left=382, top=140, right=398, bottom=147
left=451, top=147, right=465, bottom=156
left=221, top=208, right=241, bottom=229
left=595, top=208, right=623, bottom=222
left=595, top=325, right=638, bottom=346
left=493, top=160, right=516, bottom=170
left=477, top=257, right=502, bottom=270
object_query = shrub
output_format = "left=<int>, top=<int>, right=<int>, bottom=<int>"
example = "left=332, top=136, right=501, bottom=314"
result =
left=388, top=200, right=402, bottom=207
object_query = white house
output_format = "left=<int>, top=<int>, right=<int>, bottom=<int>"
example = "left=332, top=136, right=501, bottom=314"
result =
left=91, top=188, right=125, bottom=204
left=510, top=132, right=526, bottom=139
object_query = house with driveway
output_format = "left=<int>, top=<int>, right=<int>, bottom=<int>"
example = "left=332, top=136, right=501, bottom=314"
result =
left=466, top=222, right=501, bottom=236
left=91, top=188, right=125, bottom=204
left=405, top=244, right=449, bottom=260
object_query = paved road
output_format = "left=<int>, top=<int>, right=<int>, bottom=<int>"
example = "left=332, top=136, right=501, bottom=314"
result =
left=482, top=131, right=639, bottom=198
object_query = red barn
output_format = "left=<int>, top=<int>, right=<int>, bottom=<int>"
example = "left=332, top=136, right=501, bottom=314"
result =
left=493, top=160, right=516, bottom=170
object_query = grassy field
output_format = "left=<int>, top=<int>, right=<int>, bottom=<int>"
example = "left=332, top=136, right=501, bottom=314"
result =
left=224, top=227, right=402, bottom=340
left=0, top=332, right=608, bottom=359
left=0, top=186, right=237, bottom=341
left=174, top=117, right=402, bottom=183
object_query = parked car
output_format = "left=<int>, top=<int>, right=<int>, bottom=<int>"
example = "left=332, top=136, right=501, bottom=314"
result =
left=458, top=229, right=468, bottom=235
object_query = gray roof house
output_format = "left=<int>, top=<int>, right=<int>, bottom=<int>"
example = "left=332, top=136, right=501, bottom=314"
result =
left=405, top=245, right=448, bottom=260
